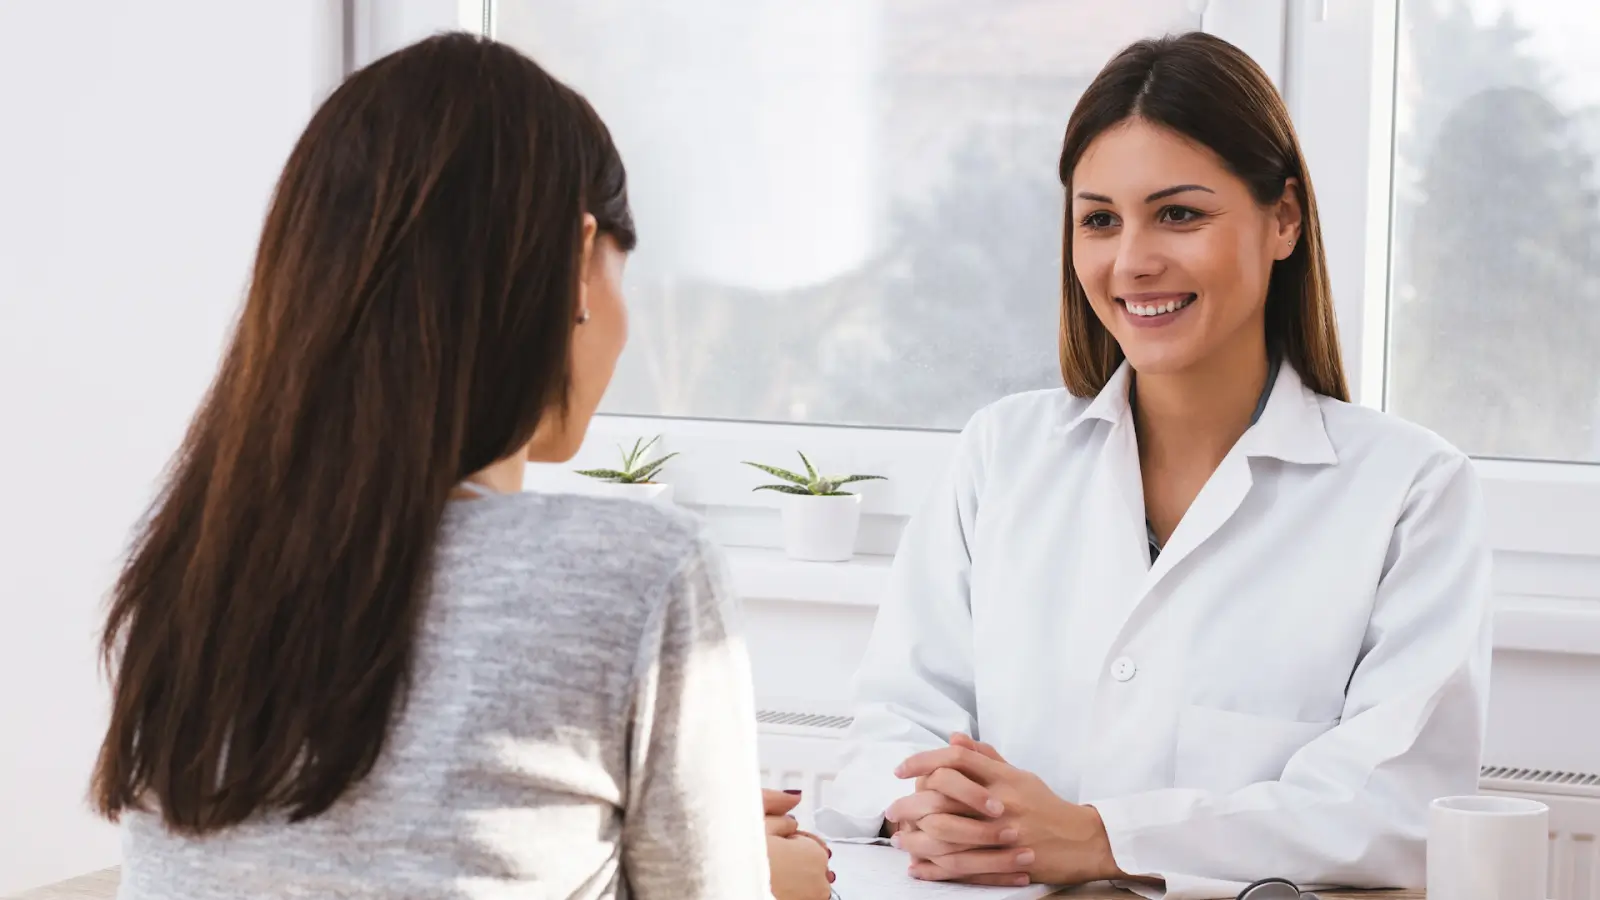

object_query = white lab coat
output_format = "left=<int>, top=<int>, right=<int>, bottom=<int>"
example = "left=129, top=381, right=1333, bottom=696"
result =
left=814, top=361, right=1493, bottom=900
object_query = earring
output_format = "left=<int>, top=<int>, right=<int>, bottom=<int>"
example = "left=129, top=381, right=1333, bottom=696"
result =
left=576, top=309, right=590, bottom=325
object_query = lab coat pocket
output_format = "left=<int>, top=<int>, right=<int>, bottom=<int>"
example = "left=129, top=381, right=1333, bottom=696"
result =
left=1175, top=704, right=1335, bottom=793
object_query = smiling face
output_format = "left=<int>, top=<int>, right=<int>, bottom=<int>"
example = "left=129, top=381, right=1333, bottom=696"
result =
left=1068, top=117, right=1302, bottom=378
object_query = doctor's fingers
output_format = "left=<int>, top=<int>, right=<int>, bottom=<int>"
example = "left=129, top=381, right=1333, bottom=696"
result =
left=896, top=746, right=1008, bottom=786
left=949, top=733, right=1007, bottom=763
left=894, top=815, right=1018, bottom=858
left=886, top=789, right=980, bottom=827
left=894, top=828, right=992, bottom=861
left=914, top=812, right=1019, bottom=847
left=923, top=766, right=1006, bottom=817
left=909, top=847, right=1036, bottom=884
left=912, top=868, right=1033, bottom=889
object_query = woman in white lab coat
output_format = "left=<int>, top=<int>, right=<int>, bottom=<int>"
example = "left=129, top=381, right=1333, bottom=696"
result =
left=814, top=32, right=1492, bottom=900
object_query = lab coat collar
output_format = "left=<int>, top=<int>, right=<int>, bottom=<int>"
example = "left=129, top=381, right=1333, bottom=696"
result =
left=1059, top=360, right=1338, bottom=467
left=1060, top=361, right=1136, bottom=435
left=1237, top=361, right=1339, bottom=465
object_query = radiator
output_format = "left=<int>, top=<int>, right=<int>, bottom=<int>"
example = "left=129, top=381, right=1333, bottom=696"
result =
left=756, top=710, right=1600, bottom=898
left=756, top=709, right=855, bottom=830
left=1480, top=766, right=1600, bottom=900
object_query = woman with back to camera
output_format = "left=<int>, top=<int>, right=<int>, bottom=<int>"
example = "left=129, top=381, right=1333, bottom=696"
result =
left=815, top=32, right=1491, bottom=899
left=93, top=33, right=829, bottom=900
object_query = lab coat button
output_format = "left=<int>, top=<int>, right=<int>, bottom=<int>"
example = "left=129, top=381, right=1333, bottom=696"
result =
left=1111, top=657, right=1137, bottom=682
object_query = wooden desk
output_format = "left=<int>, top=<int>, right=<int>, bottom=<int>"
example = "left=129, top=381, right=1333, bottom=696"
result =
left=6, top=868, right=1424, bottom=900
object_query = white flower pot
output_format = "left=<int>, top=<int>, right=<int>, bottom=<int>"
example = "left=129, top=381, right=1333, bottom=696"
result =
left=584, top=481, right=675, bottom=505
left=779, top=493, right=862, bottom=562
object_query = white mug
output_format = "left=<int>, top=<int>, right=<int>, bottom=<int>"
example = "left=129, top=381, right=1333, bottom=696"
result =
left=1428, top=795, right=1549, bottom=900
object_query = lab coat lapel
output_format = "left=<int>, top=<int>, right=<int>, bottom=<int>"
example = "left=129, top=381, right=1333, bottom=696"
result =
left=1059, top=362, right=1339, bottom=653
left=1061, top=365, right=1147, bottom=580
left=1135, top=363, right=1338, bottom=604
left=1141, top=448, right=1252, bottom=590
left=1057, top=365, right=1154, bottom=653
left=1099, top=415, right=1155, bottom=603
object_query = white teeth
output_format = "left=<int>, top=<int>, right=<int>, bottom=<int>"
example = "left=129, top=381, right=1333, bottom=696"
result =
left=1125, top=296, right=1194, bottom=316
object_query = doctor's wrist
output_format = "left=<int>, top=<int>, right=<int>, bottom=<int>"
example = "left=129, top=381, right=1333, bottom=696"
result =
left=1075, top=804, right=1121, bottom=881
left=1079, top=804, right=1162, bottom=887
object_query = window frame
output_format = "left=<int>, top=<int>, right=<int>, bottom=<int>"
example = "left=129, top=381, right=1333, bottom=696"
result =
left=366, top=0, right=1600, bottom=576
left=1286, top=0, right=1600, bottom=564
left=506, top=0, right=1296, bottom=526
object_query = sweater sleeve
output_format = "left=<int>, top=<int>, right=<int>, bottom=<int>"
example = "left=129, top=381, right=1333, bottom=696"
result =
left=622, top=533, right=774, bottom=899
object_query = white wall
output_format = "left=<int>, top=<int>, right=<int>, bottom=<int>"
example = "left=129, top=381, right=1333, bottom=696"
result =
left=0, top=2, right=338, bottom=892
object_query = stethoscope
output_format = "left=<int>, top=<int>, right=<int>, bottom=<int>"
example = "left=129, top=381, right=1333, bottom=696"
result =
left=830, top=876, right=1313, bottom=898
left=828, top=876, right=1311, bottom=898
left=1237, top=877, right=1321, bottom=900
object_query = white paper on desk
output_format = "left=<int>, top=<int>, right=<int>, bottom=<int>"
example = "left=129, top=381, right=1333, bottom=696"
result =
left=829, top=843, right=1057, bottom=899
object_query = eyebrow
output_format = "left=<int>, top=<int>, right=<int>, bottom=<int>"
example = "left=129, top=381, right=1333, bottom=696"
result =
left=1074, top=184, right=1216, bottom=204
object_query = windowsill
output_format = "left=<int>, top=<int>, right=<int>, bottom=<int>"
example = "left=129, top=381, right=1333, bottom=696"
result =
left=719, top=549, right=1600, bottom=657
left=723, top=545, right=892, bottom=607
left=517, top=472, right=898, bottom=604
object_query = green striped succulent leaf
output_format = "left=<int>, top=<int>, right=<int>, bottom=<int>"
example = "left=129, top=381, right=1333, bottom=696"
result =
left=798, top=451, right=818, bottom=481
left=574, top=468, right=629, bottom=482
left=753, top=484, right=814, bottom=495
left=744, top=452, right=887, bottom=495
left=743, top=461, right=810, bottom=485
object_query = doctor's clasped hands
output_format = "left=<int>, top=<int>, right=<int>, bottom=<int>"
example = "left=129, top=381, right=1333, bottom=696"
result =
left=887, top=735, right=1146, bottom=888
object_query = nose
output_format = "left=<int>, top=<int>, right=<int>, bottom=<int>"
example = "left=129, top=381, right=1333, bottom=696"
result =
left=1112, top=222, right=1164, bottom=282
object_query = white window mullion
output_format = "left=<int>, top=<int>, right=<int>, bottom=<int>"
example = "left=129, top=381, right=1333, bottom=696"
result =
left=1281, top=0, right=1398, bottom=410
left=465, top=0, right=492, bottom=36
left=347, top=0, right=468, bottom=69
left=1280, top=0, right=1600, bottom=565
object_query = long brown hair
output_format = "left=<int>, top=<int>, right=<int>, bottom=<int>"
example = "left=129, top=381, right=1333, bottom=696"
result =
left=1056, top=32, right=1348, bottom=401
left=92, top=32, right=635, bottom=833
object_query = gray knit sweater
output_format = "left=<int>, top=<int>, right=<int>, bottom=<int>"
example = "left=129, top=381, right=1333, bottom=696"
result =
left=116, top=492, right=771, bottom=899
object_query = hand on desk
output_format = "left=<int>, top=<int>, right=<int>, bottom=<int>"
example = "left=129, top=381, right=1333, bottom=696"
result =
left=763, top=788, right=834, bottom=900
left=888, top=735, right=1153, bottom=889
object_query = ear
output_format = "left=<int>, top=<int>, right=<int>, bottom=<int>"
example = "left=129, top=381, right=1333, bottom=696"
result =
left=576, top=213, right=599, bottom=320
left=1273, top=177, right=1304, bottom=261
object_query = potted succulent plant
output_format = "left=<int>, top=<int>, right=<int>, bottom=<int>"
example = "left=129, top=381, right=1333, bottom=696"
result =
left=575, top=436, right=678, bottom=504
left=743, top=452, right=886, bottom=561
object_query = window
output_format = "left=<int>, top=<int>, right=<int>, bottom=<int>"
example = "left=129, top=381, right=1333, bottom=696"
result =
left=494, top=0, right=1205, bottom=430
left=1386, top=0, right=1600, bottom=464
left=1293, top=0, right=1600, bottom=573
left=360, top=0, right=1598, bottom=567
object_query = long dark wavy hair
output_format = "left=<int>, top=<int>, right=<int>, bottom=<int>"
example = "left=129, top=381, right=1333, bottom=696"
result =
left=91, top=32, right=636, bottom=833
